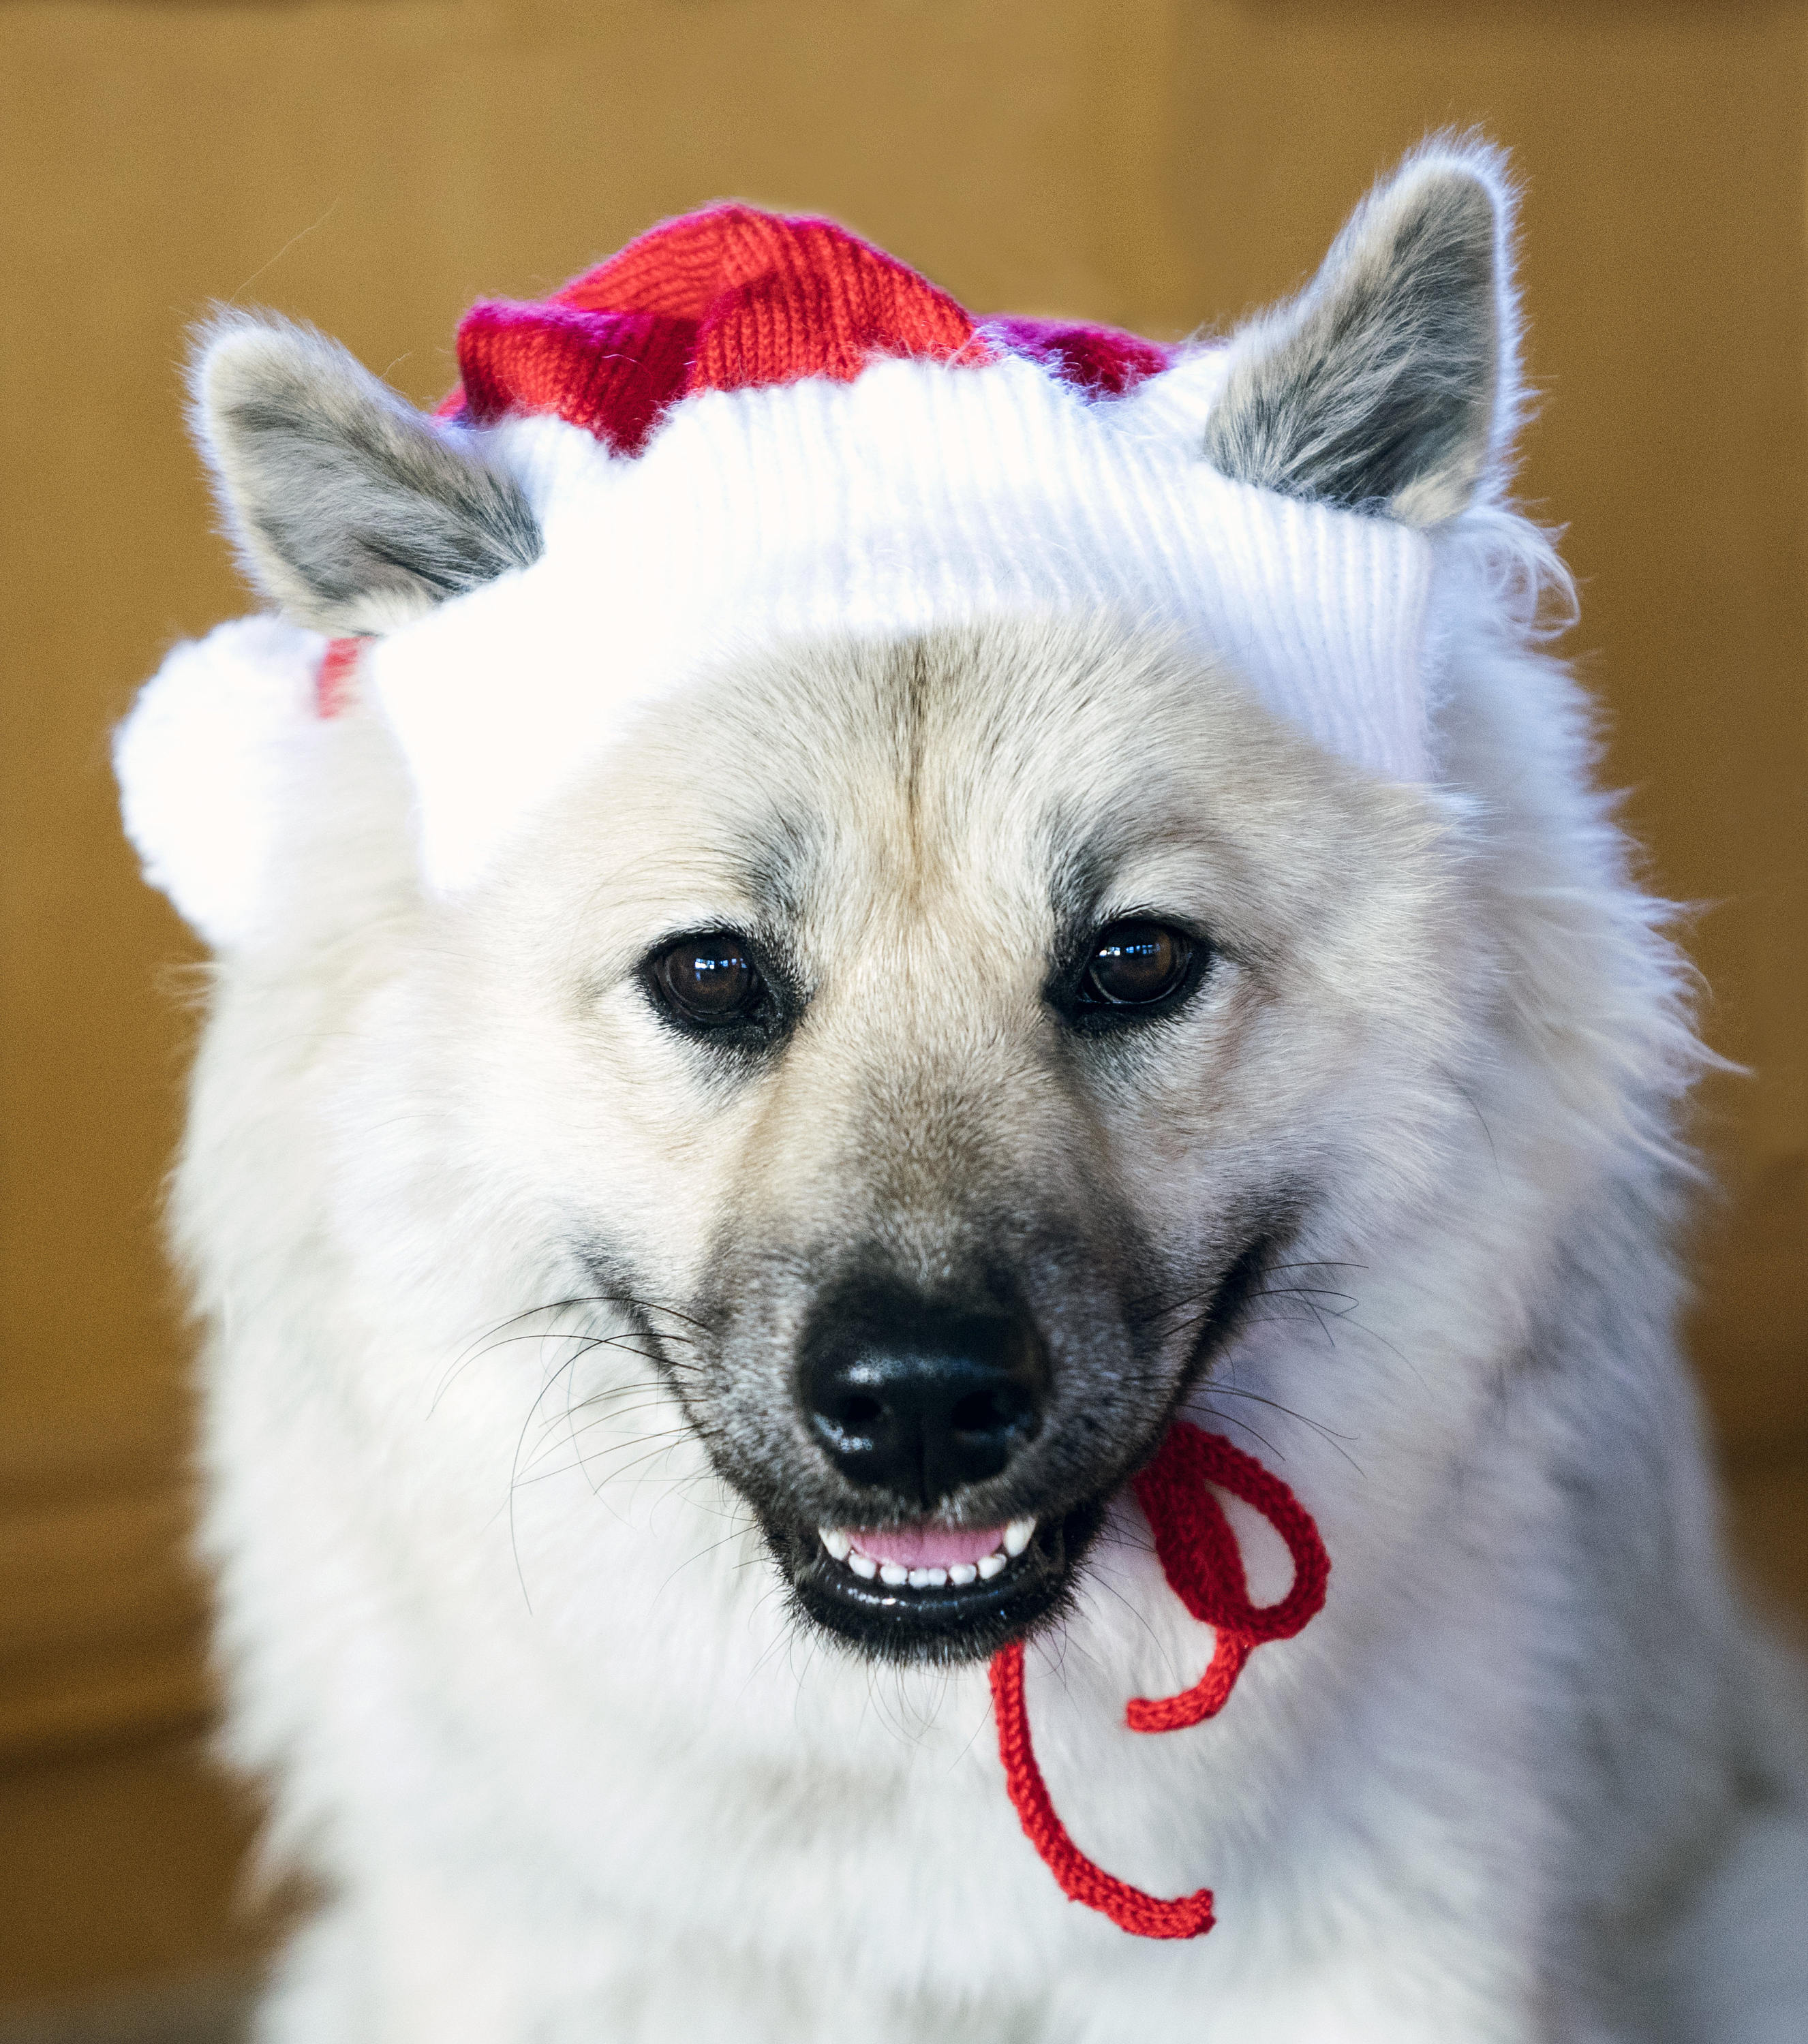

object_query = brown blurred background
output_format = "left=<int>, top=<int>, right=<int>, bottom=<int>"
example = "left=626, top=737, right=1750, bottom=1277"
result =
left=3, top=1, right=1805, bottom=2035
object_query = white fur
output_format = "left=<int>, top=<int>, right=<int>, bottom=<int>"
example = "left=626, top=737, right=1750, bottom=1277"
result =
left=137, top=150, right=1808, bottom=2041
left=166, top=584, right=1808, bottom=2041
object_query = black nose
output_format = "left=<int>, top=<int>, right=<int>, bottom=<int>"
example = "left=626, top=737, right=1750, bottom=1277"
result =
left=799, top=1290, right=1048, bottom=1509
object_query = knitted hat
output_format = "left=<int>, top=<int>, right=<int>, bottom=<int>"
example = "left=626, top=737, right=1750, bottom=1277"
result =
left=118, top=204, right=1435, bottom=946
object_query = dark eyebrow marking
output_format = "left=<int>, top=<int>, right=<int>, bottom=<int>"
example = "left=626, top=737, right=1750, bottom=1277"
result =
left=731, top=807, right=822, bottom=929
left=1044, top=805, right=1142, bottom=959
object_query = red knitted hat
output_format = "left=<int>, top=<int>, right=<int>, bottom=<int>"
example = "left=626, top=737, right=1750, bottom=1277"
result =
left=443, top=203, right=1168, bottom=455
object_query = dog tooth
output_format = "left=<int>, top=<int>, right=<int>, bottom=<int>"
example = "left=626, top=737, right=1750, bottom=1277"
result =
left=925, top=1567, right=948, bottom=1588
left=908, top=1567, right=932, bottom=1589
left=977, top=1552, right=1007, bottom=1580
left=849, top=1553, right=878, bottom=1580
left=949, top=1563, right=978, bottom=1586
left=1004, top=1518, right=1035, bottom=1558
left=879, top=1562, right=908, bottom=1587
left=819, top=1528, right=852, bottom=1562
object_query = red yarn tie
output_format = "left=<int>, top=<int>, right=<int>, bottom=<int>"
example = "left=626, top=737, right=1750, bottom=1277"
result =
left=316, top=636, right=364, bottom=718
left=988, top=1420, right=1330, bottom=1939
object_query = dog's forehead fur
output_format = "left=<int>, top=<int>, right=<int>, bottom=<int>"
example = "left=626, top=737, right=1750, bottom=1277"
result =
left=483, top=617, right=1458, bottom=1017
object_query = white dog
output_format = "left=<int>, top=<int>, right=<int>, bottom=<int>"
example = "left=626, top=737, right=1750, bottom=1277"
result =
left=118, top=143, right=1808, bottom=2040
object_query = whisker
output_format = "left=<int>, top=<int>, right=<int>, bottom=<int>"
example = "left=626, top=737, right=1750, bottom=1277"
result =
left=1190, top=1401, right=1283, bottom=1463
left=509, top=1427, right=696, bottom=1493
left=1197, top=1384, right=1363, bottom=1472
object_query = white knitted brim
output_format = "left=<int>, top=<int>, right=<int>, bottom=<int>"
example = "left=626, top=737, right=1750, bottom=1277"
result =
left=117, top=347, right=1436, bottom=945
left=378, top=351, right=1435, bottom=894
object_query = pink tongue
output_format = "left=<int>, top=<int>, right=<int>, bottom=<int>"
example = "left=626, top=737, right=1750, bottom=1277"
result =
left=849, top=1524, right=1006, bottom=1569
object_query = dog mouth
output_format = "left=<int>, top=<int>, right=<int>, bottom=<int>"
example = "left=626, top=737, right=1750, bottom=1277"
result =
left=777, top=1500, right=1103, bottom=1664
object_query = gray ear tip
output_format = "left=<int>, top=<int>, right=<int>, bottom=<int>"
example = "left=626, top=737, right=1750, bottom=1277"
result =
left=1411, top=161, right=1502, bottom=231
left=189, top=306, right=279, bottom=377
left=1381, top=135, right=1518, bottom=255
left=1369, top=138, right=1524, bottom=380
left=187, top=308, right=325, bottom=409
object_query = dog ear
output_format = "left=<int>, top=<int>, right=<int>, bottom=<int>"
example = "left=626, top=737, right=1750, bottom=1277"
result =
left=190, top=313, right=542, bottom=634
left=1202, top=143, right=1516, bottom=527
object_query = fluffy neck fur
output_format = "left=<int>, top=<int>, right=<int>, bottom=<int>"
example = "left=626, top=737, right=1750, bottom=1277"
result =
left=164, top=507, right=1803, bottom=2044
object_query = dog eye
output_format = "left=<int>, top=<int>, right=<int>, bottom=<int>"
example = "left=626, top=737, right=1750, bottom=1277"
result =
left=649, top=933, right=765, bottom=1027
left=1078, top=921, right=1193, bottom=1008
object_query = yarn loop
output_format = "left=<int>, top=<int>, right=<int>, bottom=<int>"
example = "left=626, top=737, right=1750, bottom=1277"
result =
left=988, top=1420, right=1329, bottom=1939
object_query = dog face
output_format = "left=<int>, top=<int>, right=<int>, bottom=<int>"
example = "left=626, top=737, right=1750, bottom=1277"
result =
left=177, top=147, right=1510, bottom=1667
left=388, top=617, right=1474, bottom=1664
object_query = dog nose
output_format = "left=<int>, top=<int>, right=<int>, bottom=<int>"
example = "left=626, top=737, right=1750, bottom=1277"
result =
left=800, top=1297, right=1048, bottom=1508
